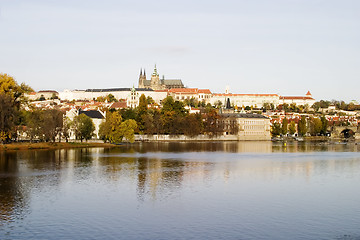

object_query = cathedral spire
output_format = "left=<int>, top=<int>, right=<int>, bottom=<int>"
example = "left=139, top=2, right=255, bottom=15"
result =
left=152, top=64, right=159, bottom=76
left=140, top=68, right=143, bottom=76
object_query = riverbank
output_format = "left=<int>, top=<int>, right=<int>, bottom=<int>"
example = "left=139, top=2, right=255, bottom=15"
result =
left=0, top=142, right=116, bottom=151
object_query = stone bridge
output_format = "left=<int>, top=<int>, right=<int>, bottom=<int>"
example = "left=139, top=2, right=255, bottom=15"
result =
left=331, top=126, right=359, bottom=139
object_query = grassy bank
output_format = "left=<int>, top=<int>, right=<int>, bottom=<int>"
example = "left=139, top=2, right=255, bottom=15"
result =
left=0, top=142, right=116, bottom=151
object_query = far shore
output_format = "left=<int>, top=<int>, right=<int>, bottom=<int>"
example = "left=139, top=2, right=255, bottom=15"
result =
left=0, top=142, right=117, bottom=151
left=1, top=137, right=358, bottom=151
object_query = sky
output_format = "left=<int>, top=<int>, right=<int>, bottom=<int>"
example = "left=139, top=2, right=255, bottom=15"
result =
left=0, top=0, right=359, bottom=102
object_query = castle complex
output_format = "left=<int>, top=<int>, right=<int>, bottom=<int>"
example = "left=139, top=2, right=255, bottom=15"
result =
left=138, top=65, right=184, bottom=90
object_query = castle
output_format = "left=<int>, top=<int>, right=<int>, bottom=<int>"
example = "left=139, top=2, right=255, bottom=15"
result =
left=138, top=65, right=184, bottom=90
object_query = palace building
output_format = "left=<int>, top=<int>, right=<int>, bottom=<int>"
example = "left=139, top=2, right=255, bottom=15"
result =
left=138, top=65, right=184, bottom=90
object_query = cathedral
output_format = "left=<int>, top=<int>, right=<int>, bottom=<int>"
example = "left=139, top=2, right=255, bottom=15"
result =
left=138, top=65, right=184, bottom=90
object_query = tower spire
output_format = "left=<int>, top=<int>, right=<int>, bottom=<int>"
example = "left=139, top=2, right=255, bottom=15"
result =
left=153, top=64, right=159, bottom=76
left=140, top=68, right=143, bottom=76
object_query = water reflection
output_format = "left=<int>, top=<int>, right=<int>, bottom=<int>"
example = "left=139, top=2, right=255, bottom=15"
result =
left=1, top=142, right=360, bottom=239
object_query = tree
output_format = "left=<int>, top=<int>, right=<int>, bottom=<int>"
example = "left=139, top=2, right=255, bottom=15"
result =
left=183, top=113, right=203, bottom=137
left=320, top=115, right=328, bottom=135
left=146, top=96, right=155, bottom=105
left=289, top=121, right=296, bottom=135
left=309, top=117, right=322, bottom=136
left=0, top=93, right=16, bottom=143
left=298, top=116, right=308, bottom=136
left=119, top=119, right=137, bottom=143
left=281, top=117, right=288, bottom=135
left=107, top=94, right=118, bottom=102
left=0, top=73, right=33, bottom=142
left=214, top=100, right=222, bottom=109
left=99, top=112, right=138, bottom=143
left=0, top=73, right=33, bottom=104
left=41, top=109, right=63, bottom=142
left=271, top=122, right=281, bottom=137
left=73, top=114, right=95, bottom=142
left=62, top=117, right=72, bottom=142
left=136, top=94, right=148, bottom=131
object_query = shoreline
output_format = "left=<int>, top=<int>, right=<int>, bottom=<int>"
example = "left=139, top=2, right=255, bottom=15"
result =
left=0, top=142, right=117, bottom=151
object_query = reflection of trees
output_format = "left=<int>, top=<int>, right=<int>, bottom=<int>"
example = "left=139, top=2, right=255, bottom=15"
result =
left=0, top=152, right=30, bottom=225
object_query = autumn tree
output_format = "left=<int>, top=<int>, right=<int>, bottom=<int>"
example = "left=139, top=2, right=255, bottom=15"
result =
left=99, top=111, right=138, bottom=143
left=297, top=116, right=308, bottom=137
left=271, top=122, right=281, bottom=137
left=183, top=113, right=203, bottom=137
left=41, top=109, right=63, bottom=142
left=309, top=117, right=322, bottom=136
left=320, top=115, right=328, bottom=135
left=62, top=117, right=72, bottom=142
left=281, top=117, right=288, bottom=135
left=136, top=94, right=148, bottom=131
left=0, top=73, right=33, bottom=142
left=73, top=114, right=95, bottom=142
left=289, top=121, right=296, bottom=135
left=0, top=94, right=16, bottom=143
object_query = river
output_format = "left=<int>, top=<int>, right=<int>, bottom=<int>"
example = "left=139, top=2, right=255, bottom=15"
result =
left=1, top=141, right=360, bottom=240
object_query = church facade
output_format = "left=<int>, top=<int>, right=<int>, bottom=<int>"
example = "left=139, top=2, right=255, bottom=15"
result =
left=138, top=65, right=184, bottom=90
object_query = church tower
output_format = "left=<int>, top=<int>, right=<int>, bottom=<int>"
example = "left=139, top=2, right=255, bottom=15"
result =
left=138, top=68, right=146, bottom=88
left=150, top=64, right=161, bottom=90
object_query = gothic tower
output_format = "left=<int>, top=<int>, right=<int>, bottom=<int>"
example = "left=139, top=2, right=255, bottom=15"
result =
left=138, top=68, right=146, bottom=88
left=150, top=65, right=160, bottom=89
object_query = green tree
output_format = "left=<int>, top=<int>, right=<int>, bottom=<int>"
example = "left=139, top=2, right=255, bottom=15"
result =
left=73, top=114, right=95, bottom=142
left=289, top=121, right=296, bottom=135
left=146, top=96, right=155, bottom=105
left=119, top=119, right=137, bottom=143
left=271, top=122, right=281, bottom=137
left=320, top=115, right=328, bottom=135
left=309, top=117, right=322, bottom=136
left=99, top=112, right=138, bottom=143
left=298, top=116, right=308, bottom=136
left=62, top=117, right=72, bottom=142
left=136, top=94, right=148, bottom=131
left=106, top=94, right=118, bottom=102
left=281, top=117, right=288, bottom=135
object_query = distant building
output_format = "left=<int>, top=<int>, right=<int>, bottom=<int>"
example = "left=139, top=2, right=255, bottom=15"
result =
left=211, top=93, right=280, bottom=109
left=280, top=91, right=315, bottom=106
left=221, top=113, right=271, bottom=140
left=25, top=90, right=59, bottom=101
left=168, top=88, right=212, bottom=103
left=59, top=88, right=168, bottom=105
left=138, top=65, right=184, bottom=90
left=66, top=108, right=105, bottom=139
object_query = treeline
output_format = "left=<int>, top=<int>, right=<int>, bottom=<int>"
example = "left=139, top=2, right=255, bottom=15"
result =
left=271, top=116, right=328, bottom=137
left=19, top=109, right=96, bottom=143
left=312, top=100, right=360, bottom=111
left=102, top=95, right=230, bottom=141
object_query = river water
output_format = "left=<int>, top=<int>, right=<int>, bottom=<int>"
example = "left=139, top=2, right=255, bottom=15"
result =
left=1, top=142, right=360, bottom=240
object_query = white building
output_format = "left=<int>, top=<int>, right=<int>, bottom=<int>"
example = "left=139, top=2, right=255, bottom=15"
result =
left=211, top=93, right=280, bottom=109
left=168, top=88, right=212, bottom=103
left=280, top=91, right=315, bottom=107
left=59, top=88, right=168, bottom=105
left=221, top=113, right=271, bottom=140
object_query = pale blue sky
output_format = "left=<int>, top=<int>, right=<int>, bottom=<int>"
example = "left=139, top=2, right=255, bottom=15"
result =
left=1, top=0, right=359, bottom=101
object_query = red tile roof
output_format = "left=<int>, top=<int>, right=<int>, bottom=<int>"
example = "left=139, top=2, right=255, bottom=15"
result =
left=214, top=93, right=278, bottom=97
left=169, top=88, right=212, bottom=94
left=110, top=101, right=127, bottom=109
left=280, top=96, right=314, bottom=100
